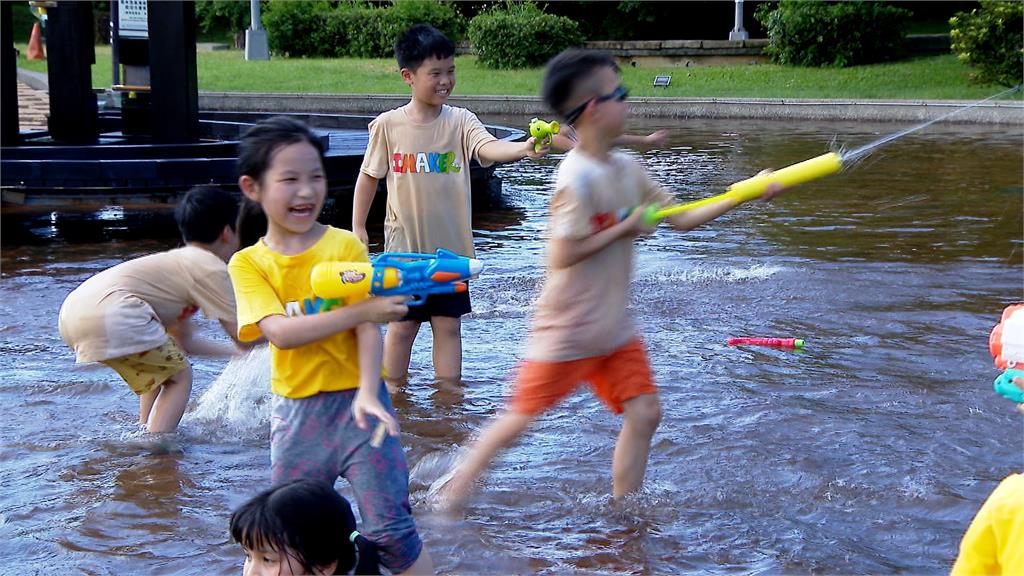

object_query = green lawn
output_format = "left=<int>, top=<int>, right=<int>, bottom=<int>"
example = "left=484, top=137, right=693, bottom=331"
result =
left=15, top=45, right=1020, bottom=101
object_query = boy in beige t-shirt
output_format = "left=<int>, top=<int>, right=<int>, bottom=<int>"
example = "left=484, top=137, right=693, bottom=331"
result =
left=58, top=186, right=249, bottom=432
left=352, top=24, right=547, bottom=390
left=444, top=49, right=788, bottom=508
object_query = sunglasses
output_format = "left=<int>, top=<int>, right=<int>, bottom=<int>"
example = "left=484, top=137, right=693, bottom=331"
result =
left=564, top=85, right=629, bottom=125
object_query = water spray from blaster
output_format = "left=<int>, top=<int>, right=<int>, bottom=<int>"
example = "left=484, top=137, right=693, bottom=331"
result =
left=621, top=85, right=1022, bottom=227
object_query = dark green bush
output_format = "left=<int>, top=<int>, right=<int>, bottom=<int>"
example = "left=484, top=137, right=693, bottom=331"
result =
left=263, top=0, right=332, bottom=57
left=468, top=2, right=584, bottom=69
left=755, top=0, right=911, bottom=67
left=264, top=0, right=464, bottom=59
left=196, top=0, right=255, bottom=36
left=950, top=0, right=1024, bottom=87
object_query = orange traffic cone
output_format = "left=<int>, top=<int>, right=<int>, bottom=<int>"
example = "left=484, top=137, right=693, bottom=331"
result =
left=27, top=22, right=45, bottom=60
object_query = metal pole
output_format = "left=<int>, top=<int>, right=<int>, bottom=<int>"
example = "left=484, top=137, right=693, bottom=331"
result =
left=245, top=0, right=269, bottom=60
left=110, top=0, right=119, bottom=85
left=729, top=0, right=748, bottom=41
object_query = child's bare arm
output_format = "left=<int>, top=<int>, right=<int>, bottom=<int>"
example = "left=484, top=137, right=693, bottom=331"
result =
left=351, top=322, right=399, bottom=435
left=550, top=132, right=577, bottom=153
left=478, top=138, right=548, bottom=163
left=171, top=318, right=238, bottom=358
left=218, top=319, right=263, bottom=349
left=548, top=208, right=654, bottom=269
left=352, top=172, right=379, bottom=246
left=613, top=130, right=668, bottom=149
left=664, top=170, right=786, bottom=232
left=255, top=296, right=408, bottom=350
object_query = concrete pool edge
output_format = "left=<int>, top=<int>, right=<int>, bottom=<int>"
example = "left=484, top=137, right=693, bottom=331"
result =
left=196, top=92, right=1023, bottom=125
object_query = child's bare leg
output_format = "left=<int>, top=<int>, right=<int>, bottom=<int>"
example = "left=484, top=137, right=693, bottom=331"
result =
left=398, top=547, right=435, bottom=575
left=429, top=316, right=462, bottom=383
left=446, top=411, right=535, bottom=508
left=145, top=366, right=193, bottom=433
left=138, top=388, right=159, bottom=427
left=384, top=320, right=420, bottom=391
left=612, top=393, right=661, bottom=498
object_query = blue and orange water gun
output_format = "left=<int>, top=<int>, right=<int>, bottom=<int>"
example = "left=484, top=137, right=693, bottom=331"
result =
left=310, top=248, right=483, bottom=306
left=990, top=304, right=1024, bottom=404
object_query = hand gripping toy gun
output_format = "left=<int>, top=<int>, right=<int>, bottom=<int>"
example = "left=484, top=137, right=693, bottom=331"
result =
left=989, top=304, right=1024, bottom=404
left=310, top=249, right=483, bottom=306
left=618, top=152, right=844, bottom=227
left=529, top=118, right=560, bottom=152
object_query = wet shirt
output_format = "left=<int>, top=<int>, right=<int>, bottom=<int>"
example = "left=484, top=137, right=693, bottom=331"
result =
left=360, top=105, right=496, bottom=258
left=228, top=226, right=372, bottom=399
left=58, top=246, right=236, bottom=363
left=524, top=149, right=673, bottom=362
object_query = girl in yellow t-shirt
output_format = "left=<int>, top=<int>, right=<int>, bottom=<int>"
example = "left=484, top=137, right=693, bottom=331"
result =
left=228, top=116, right=434, bottom=575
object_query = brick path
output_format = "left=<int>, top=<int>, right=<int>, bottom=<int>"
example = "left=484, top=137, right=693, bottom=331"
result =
left=17, top=80, right=48, bottom=130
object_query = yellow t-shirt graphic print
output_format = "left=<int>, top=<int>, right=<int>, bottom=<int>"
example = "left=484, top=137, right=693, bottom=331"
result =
left=228, top=227, right=374, bottom=399
left=360, top=105, right=497, bottom=258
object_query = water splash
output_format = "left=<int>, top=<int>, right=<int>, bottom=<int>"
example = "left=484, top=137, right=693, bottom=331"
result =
left=188, top=345, right=272, bottom=439
left=841, top=85, right=1022, bottom=166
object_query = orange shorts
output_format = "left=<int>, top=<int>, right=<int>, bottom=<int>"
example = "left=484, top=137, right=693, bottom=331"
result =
left=510, top=338, right=656, bottom=416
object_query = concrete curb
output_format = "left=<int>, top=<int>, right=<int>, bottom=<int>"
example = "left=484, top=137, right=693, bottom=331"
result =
left=16, top=70, right=1023, bottom=125
left=16, top=68, right=49, bottom=91
left=198, top=92, right=1023, bottom=125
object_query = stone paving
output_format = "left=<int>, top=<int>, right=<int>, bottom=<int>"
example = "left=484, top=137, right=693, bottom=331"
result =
left=17, top=80, right=48, bottom=130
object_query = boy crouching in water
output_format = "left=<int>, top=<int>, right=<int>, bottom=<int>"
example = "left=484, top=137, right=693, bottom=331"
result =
left=445, top=49, right=787, bottom=508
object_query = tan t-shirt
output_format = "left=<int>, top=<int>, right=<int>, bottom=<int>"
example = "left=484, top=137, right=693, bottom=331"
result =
left=360, top=104, right=497, bottom=257
left=58, top=246, right=236, bottom=363
left=524, top=149, right=673, bottom=362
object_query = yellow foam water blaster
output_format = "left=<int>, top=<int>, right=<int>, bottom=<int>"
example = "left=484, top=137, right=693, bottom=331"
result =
left=649, top=152, right=843, bottom=224
left=529, top=118, right=560, bottom=152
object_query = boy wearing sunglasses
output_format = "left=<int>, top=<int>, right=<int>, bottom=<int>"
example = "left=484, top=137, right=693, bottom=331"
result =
left=444, top=49, right=787, bottom=509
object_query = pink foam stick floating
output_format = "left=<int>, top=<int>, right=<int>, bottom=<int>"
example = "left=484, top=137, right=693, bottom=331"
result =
left=727, top=337, right=804, bottom=350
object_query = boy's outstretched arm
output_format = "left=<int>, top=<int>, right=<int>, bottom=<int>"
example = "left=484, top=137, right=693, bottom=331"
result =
left=665, top=171, right=786, bottom=233
left=255, top=296, right=408, bottom=350
left=351, top=322, right=399, bottom=436
left=478, top=137, right=548, bottom=163
left=613, top=130, right=668, bottom=149
left=352, top=172, right=379, bottom=246
left=549, top=207, right=655, bottom=269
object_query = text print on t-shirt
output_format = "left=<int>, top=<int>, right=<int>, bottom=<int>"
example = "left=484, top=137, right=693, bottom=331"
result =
left=391, top=151, right=462, bottom=174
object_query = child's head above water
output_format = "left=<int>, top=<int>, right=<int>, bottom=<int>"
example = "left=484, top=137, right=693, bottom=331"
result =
left=542, top=49, right=628, bottom=134
left=237, top=116, right=328, bottom=242
left=174, top=184, right=241, bottom=261
left=395, top=24, right=456, bottom=108
left=230, top=478, right=379, bottom=575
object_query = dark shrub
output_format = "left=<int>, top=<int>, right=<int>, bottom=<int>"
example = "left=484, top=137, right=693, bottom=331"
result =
left=755, top=0, right=911, bottom=67
left=468, top=2, right=584, bottom=69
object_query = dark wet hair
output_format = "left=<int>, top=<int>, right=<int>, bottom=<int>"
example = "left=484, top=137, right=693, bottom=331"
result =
left=174, top=185, right=239, bottom=244
left=235, top=116, right=326, bottom=248
left=394, top=24, right=454, bottom=71
left=542, top=49, right=619, bottom=121
left=229, top=479, right=380, bottom=575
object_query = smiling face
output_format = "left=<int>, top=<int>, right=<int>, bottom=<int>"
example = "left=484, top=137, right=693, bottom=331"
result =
left=402, top=55, right=456, bottom=107
left=239, top=140, right=326, bottom=239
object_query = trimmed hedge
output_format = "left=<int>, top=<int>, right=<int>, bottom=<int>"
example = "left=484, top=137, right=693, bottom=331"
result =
left=263, top=0, right=464, bottom=59
left=468, top=2, right=584, bottom=69
left=755, top=0, right=911, bottom=67
left=950, top=0, right=1024, bottom=87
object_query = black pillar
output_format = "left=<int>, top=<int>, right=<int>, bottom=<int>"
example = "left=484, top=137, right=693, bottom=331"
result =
left=148, top=1, right=198, bottom=144
left=1, top=2, right=18, bottom=146
left=46, top=1, right=97, bottom=144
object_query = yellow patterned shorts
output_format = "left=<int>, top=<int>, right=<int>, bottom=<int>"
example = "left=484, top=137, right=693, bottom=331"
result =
left=101, top=339, right=189, bottom=395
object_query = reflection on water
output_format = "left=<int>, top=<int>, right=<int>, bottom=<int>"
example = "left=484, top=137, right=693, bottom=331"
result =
left=1, top=117, right=1021, bottom=574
